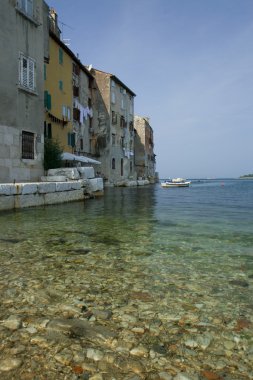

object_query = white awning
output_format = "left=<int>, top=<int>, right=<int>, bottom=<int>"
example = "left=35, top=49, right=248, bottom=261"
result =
left=61, top=152, right=101, bottom=164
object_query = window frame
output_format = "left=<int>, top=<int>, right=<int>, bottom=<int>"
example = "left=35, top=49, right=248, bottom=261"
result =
left=17, top=0, right=33, bottom=18
left=19, top=53, right=36, bottom=92
left=21, top=130, right=35, bottom=160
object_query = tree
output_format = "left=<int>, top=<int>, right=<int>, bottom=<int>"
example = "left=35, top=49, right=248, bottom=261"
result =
left=43, top=138, right=63, bottom=171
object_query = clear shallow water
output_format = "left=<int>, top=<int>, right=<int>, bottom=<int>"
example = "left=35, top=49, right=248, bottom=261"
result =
left=0, top=179, right=253, bottom=378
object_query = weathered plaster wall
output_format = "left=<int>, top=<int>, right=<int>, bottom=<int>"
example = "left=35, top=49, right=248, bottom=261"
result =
left=0, top=0, right=46, bottom=182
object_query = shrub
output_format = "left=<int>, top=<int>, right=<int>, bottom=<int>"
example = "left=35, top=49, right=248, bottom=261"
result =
left=43, top=138, right=63, bottom=171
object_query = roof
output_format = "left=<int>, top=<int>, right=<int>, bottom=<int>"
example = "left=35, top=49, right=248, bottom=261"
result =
left=49, top=31, right=94, bottom=79
left=92, top=68, right=136, bottom=97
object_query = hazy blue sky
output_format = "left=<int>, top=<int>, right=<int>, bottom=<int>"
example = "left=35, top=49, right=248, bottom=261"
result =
left=49, top=0, right=253, bottom=178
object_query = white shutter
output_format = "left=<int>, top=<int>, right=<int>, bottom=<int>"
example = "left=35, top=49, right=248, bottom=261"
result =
left=28, top=59, right=35, bottom=89
left=67, top=107, right=71, bottom=120
left=19, top=53, right=36, bottom=90
left=27, top=0, right=33, bottom=17
left=22, top=56, right=28, bottom=87
left=17, top=0, right=25, bottom=12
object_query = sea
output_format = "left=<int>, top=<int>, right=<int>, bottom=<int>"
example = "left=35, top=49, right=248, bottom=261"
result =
left=0, top=178, right=253, bottom=378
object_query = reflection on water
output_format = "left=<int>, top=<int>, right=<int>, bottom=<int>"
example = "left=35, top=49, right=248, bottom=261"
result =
left=0, top=180, right=253, bottom=378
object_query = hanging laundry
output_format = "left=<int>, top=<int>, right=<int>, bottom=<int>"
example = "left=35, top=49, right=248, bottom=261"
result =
left=88, top=107, right=93, bottom=118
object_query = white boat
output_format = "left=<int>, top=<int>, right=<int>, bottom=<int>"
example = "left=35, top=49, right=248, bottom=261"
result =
left=161, top=178, right=191, bottom=188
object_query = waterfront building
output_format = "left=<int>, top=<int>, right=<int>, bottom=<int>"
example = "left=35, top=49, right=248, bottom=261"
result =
left=44, top=9, right=93, bottom=159
left=91, top=69, right=136, bottom=185
left=0, top=0, right=49, bottom=182
left=134, top=116, right=156, bottom=182
left=45, top=9, right=96, bottom=158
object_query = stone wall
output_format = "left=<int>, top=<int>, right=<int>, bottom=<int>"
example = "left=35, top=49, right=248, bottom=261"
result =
left=0, top=179, right=104, bottom=211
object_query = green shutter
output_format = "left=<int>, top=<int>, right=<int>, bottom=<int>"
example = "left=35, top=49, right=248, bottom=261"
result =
left=44, top=91, right=51, bottom=110
left=47, top=93, right=51, bottom=110
left=71, top=133, right=75, bottom=147
left=59, top=48, right=63, bottom=64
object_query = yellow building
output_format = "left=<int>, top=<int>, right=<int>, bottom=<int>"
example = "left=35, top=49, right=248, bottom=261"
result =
left=44, top=31, right=74, bottom=153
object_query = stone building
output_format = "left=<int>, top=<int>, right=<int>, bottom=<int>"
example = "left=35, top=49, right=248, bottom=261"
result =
left=134, top=116, right=156, bottom=182
left=0, top=0, right=49, bottom=182
left=91, top=69, right=136, bottom=185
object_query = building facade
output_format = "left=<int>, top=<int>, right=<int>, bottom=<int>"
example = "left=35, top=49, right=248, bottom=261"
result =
left=0, top=0, right=49, bottom=182
left=44, top=10, right=95, bottom=160
left=134, top=116, right=156, bottom=182
left=91, top=69, right=136, bottom=185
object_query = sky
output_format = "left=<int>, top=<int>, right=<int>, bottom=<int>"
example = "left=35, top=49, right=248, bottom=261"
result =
left=49, top=0, right=253, bottom=179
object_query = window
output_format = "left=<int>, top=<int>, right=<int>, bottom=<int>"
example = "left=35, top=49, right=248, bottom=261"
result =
left=111, top=91, right=116, bottom=104
left=72, top=62, right=80, bottom=76
left=59, top=80, right=63, bottom=91
left=67, top=132, right=75, bottom=147
left=73, top=86, right=79, bottom=97
left=44, top=122, right=52, bottom=139
left=111, top=80, right=115, bottom=87
left=59, top=48, right=63, bottom=64
left=112, top=158, right=115, bottom=170
left=22, top=131, right=35, bottom=159
left=73, top=107, right=80, bottom=122
left=120, top=116, right=125, bottom=128
left=112, top=134, right=116, bottom=145
left=112, top=111, right=117, bottom=124
left=121, top=97, right=125, bottom=110
left=63, top=106, right=71, bottom=120
left=19, top=53, right=36, bottom=91
left=80, top=138, right=83, bottom=151
left=17, top=0, right=33, bottom=17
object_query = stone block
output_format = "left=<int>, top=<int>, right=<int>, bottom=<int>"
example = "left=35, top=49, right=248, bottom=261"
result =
left=38, top=183, right=56, bottom=194
left=47, top=168, right=80, bottom=180
left=126, top=180, right=138, bottom=187
left=14, top=194, right=45, bottom=209
left=21, top=183, right=38, bottom=194
left=44, top=189, right=84, bottom=205
left=137, top=180, right=150, bottom=186
left=87, top=178, right=104, bottom=193
left=79, top=179, right=89, bottom=188
left=41, top=176, right=67, bottom=182
left=0, top=184, right=17, bottom=195
left=70, top=181, right=82, bottom=190
left=55, top=182, right=73, bottom=192
left=77, top=166, right=95, bottom=179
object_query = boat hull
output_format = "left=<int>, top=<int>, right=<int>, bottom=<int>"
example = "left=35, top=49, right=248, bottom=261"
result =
left=161, top=181, right=191, bottom=188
